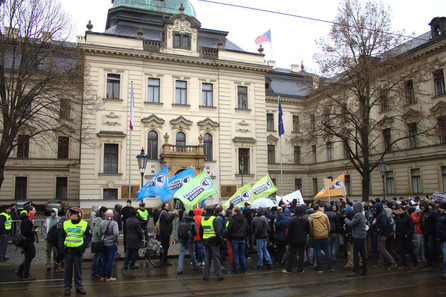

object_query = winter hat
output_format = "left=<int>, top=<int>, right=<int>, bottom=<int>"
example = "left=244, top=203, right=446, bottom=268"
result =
left=415, top=206, right=421, bottom=213
left=98, top=206, right=108, bottom=215
left=344, top=205, right=353, bottom=216
left=105, top=209, right=114, bottom=219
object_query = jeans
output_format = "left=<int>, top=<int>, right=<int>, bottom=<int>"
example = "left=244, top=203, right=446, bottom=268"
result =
left=256, top=238, right=272, bottom=267
left=123, top=248, right=138, bottom=268
left=313, top=238, right=333, bottom=271
left=203, top=244, right=222, bottom=279
left=178, top=240, right=197, bottom=271
left=328, top=233, right=339, bottom=261
left=441, top=241, right=446, bottom=273
left=91, top=251, right=103, bottom=276
left=353, top=238, right=367, bottom=274
left=286, top=242, right=305, bottom=273
left=230, top=239, right=247, bottom=273
left=101, top=245, right=117, bottom=279
left=397, top=235, right=417, bottom=267
left=424, top=234, right=439, bottom=265
left=195, top=240, right=203, bottom=264
left=413, top=233, right=425, bottom=260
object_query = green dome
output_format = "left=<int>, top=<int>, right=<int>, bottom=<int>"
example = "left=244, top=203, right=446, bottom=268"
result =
left=112, top=0, right=197, bottom=18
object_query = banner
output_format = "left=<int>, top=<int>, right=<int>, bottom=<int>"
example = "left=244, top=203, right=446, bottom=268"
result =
left=432, top=192, right=446, bottom=202
left=168, top=167, right=194, bottom=196
left=314, top=173, right=345, bottom=199
left=137, top=166, right=172, bottom=201
left=252, top=174, right=278, bottom=199
left=173, top=170, right=217, bottom=212
left=223, top=184, right=254, bottom=209
left=277, top=190, right=304, bottom=205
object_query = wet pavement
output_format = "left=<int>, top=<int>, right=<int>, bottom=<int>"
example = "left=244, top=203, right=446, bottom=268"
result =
left=0, top=252, right=445, bottom=297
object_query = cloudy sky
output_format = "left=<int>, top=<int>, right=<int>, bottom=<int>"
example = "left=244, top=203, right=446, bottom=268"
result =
left=60, top=0, right=446, bottom=72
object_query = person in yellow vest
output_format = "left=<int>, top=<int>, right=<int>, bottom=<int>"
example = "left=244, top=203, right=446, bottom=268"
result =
left=0, top=204, right=13, bottom=262
left=199, top=205, right=224, bottom=281
left=60, top=208, right=92, bottom=296
left=137, top=202, right=149, bottom=244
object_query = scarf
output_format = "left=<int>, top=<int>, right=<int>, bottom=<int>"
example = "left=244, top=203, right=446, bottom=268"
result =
left=26, top=212, right=35, bottom=230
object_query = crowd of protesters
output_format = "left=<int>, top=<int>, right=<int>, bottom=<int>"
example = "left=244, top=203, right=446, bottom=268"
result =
left=0, top=195, right=445, bottom=294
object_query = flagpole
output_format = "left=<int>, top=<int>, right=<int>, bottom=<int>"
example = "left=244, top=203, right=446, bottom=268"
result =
left=270, top=27, right=274, bottom=62
left=129, top=81, right=133, bottom=200
left=279, top=96, right=283, bottom=197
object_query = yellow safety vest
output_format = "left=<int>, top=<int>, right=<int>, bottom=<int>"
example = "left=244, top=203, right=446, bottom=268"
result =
left=63, top=220, right=88, bottom=248
left=20, top=210, right=27, bottom=216
left=201, top=216, right=216, bottom=239
left=0, top=213, right=12, bottom=230
left=137, top=209, right=148, bottom=221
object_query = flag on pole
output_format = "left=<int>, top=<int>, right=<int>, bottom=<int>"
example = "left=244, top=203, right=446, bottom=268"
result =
left=168, top=167, right=194, bottom=196
left=278, top=97, right=284, bottom=136
left=173, top=170, right=217, bottom=212
left=314, top=173, right=346, bottom=199
left=255, top=29, right=271, bottom=45
left=223, top=183, right=254, bottom=209
left=252, top=174, right=278, bottom=199
left=137, top=166, right=172, bottom=201
left=129, top=82, right=134, bottom=131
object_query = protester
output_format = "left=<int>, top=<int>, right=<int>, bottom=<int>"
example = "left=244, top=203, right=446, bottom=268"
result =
left=215, top=206, right=228, bottom=270
left=113, top=204, right=123, bottom=232
left=42, top=208, right=60, bottom=270
left=410, top=206, right=425, bottom=262
left=193, top=207, right=204, bottom=266
left=436, top=202, right=446, bottom=279
left=121, top=199, right=134, bottom=253
left=177, top=210, right=198, bottom=274
left=60, top=208, right=91, bottom=295
left=226, top=206, right=249, bottom=274
left=344, top=202, right=367, bottom=277
left=308, top=204, right=334, bottom=273
left=123, top=208, right=143, bottom=270
left=283, top=206, right=309, bottom=274
left=243, top=202, right=254, bottom=250
left=394, top=205, right=418, bottom=270
left=99, top=210, right=119, bottom=282
left=374, top=202, right=398, bottom=269
left=324, top=202, right=342, bottom=262
left=159, top=202, right=178, bottom=265
left=200, top=205, right=224, bottom=281
left=274, top=207, right=289, bottom=265
left=251, top=208, right=273, bottom=269
left=90, top=204, right=98, bottom=226
left=0, top=204, right=12, bottom=262
left=420, top=201, right=439, bottom=267
left=15, top=205, right=39, bottom=281
left=91, top=206, right=107, bottom=278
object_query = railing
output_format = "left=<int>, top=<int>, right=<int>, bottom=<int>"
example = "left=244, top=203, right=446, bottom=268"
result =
left=165, top=144, right=199, bottom=154
left=201, top=47, right=218, bottom=59
left=143, top=40, right=162, bottom=53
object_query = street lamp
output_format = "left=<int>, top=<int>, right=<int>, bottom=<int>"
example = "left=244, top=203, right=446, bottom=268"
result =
left=378, top=157, right=387, bottom=200
left=160, top=157, right=166, bottom=168
left=239, top=158, right=244, bottom=187
left=136, top=148, right=149, bottom=188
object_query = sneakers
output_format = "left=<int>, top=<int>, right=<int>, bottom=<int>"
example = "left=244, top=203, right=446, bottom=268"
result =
left=177, top=270, right=183, bottom=274
left=388, top=264, right=398, bottom=270
left=106, top=277, right=117, bottom=282
left=329, top=268, right=335, bottom=272
left=14, top=271, right=23, bottom=278
left=298, top=271, right=305, bottom=275
left=347, top=272, right=359, bottom=277
left=317, top=270, right=323, bottom=274
left=282, top=269, right=291, bottom=274
left=100, top=278, right=106, bottom=282
left=22, top=276, right=36, bottom=281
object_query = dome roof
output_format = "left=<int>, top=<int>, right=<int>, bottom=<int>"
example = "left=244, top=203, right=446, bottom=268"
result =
left=112, top=0, right=197, bottom=18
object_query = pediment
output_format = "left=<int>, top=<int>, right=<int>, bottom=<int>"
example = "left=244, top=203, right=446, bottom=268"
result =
left=403, top=108, right=421, bottom=121
left=170, top=116, right=193, bottom=130
left=197, top=117, right=219, bottom=133
left=141, top=114, right=165, bottom=129
left=267, top=134, right=279, bottom=144
left=430, top=101, right=446, bottom=116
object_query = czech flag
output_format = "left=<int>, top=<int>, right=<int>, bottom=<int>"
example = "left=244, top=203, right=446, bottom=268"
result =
left=255, top=29, right=271, bottom=45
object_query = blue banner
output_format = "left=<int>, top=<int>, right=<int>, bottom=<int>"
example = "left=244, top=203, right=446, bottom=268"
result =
left=137, top=166, right=172, bottom=201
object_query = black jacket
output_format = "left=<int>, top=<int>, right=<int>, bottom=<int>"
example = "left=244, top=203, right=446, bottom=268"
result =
left=125, top=216, right=144, bottom=249
left=420, top=209, right=437, bottom=235
left=159, top=210, right=175, bottom=237
left=325, top=210, right=342, bottom=234
left=395, top=212, right=414, bottom=238
left=251, top=214, right=269, bottom=239
left=374, top=203, right=389, bottom=236
left=436, top=212, right=446, bottom=242
left=20, top=214, right=36, bottom=246
left=286, top=213, right=310, bottom=244
left=226, top=213, right=249, bottom=240
left=121, top=205, right=134, bottom=223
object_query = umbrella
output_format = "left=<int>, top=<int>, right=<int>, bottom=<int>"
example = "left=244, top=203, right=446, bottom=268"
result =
left=251, top=197, right=277, bottom=209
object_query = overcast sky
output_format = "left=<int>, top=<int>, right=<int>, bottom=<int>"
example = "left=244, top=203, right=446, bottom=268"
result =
left=60, top=0, right=446, bottom=72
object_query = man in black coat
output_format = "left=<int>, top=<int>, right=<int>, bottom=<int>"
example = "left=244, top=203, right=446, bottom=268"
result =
left=121, top=199, right=134, bottom=253
left=283, top=206, right=309, bottom=274
left=159, top=202, right=178, bottom=265
left=226, top=206, right=249, bottom=274
left=123, top=208, right=143, bottom=269
left=374, top=203, right=397, bottom=269
left=420, top=201, right=439, bottom=267
left=436, top=202, right=446, bottom=279
left=324, top=203, right=342, bottom=262
left=394, top=205, right=418, bottom=270
left=243, top=202, right=254, bottom=250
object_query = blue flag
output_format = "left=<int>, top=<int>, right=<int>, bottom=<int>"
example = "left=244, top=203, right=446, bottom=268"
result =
left=278, top=97, right=284, bottom=136
left=137, top=166, right=172, bottom=201
left=168, top=167, right=194, bottom=195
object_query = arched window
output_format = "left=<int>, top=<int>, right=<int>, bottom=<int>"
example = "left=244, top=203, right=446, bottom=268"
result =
left=147, top=130, right=158, bottom=159
left=176, top=132, right=186, bottom=152
left=203, top=133, right=213, bottom=161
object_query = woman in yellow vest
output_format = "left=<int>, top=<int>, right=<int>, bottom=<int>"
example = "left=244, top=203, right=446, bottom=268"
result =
left=0, top=204, right=13, bottom=262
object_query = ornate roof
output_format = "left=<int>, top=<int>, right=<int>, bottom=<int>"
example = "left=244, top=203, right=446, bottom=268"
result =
left=111, top=0, right=197, bottom=18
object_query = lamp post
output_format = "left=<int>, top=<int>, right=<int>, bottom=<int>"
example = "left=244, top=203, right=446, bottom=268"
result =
left=136, top=148, right=149, bottom=189
left=239, top=159, right=244, bottom=187
left=378, top=157, right=387, bottom=200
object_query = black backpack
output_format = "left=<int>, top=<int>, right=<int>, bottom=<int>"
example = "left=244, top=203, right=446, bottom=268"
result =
left=47, top=223, right=59, bottom=245
left=177, top=220, right=192, bottom=239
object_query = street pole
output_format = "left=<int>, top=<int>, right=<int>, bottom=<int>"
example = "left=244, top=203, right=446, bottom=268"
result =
left=381, top=174, right=386, bottom=200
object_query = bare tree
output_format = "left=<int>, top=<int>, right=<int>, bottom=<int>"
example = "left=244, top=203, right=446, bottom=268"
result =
left=0, top=0, right=84, bottom=189
left=312, top=0, right=440, bottom=201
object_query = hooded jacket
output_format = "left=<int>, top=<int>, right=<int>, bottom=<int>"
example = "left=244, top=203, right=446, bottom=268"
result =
left=113, top=204, right=123, bottom=231
left=42, top=208, right=60, bottom=240
left=395, top=211, right=414, bottom=238
left=90, top=204, right=98, bottom=226
left=286, top=207, right=310, bottom=244
left=193, top=208, right=203, bottom=241
left=324, top=203, right=342, bottom=234
left=308, top=210, right=330, bottom=239
left=344, top=202, right=367, bottom=239
left=251, top=209, right=269, bottom=239
left=420, top=202, right=437, bottom=235
left=374, top=203, right=389, bottom=236
left=275, top=212, right=288, bottom=242
left=227, top=213, right=249, bottom=240
left=436, top=211, right=446, bottom=242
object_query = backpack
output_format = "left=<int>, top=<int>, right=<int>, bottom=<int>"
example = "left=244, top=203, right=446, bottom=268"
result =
left=47, top=223, right=59, bottom=245
left=177, top=220, right=192, bottom=239
left=154, top=210, right=166, bottom=235
left=12, top=232, right=26, bottom=248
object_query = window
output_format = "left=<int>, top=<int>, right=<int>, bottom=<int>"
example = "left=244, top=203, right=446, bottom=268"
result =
left=380, top=89, right=390, bottom=111
left=203, top=133, right=213, bottom=161
left=345, top=175, right=351, bottom=195
left=293, top=115, right=300, bottom=132
left=173, top=33, right=191, bottom=49
left=327, top=142, right=333, bottom=161
left=268, top=145, right=275, bottom=164
left=344, top=142, right=349, bottom=159
left=383, top=128, right=391, bottom=152
left=409, top=122, right=418, bottom=148
left=175, top=81, right=187, bottom=104
left=294, top=146, right=301, bottom=164
left=313, top=178, right=318, bottom=195
left=106, top=74, right=120, bottom=99
left=310, top=114, right=316, bottom=130
left=442, top=166, right=446, bottom=192
left=239, top=148, right=249, bottom=174
left=433, top=69, right=445, bottom=96
left=147, top=131, right=158, bottom=159
left=202, top=83, right=213, bottom=106
left=104, top=144, right=118, bottom=174
left=295, top=178, right=302, bottom=191
left=237, top=86, right=248, bottom=109
left=386, top=171, right=395, bottom=194
left=17, top=135, right=29, bottom=159
left=267, top=113, right=274, bottom=131
left=103, top=188, right=118, bottom=200
left=58, top=136, right=69, bottom=159
left=405, top=80, right=415, bottom=104
left=312, top=145, right=317, bottom=163
left=411, top=168, right=421, bottom=194
left=148, top=78, right=160, bottom=103
left=439, top=116, right=446, bottom=144
left=60, top=99, right=70, bottom=119
left=176, top=132, right=186, bottom=147
left=15, top=177, right=27, bottom=200
left=56, top=177, right=68, bottom=199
